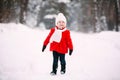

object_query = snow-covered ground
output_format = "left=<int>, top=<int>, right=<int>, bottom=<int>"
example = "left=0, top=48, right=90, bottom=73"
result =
left=0, top=23, right=120, bottom=80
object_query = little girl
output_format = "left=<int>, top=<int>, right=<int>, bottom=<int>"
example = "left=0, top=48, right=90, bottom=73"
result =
left=42, top=13, right=73, bottom=75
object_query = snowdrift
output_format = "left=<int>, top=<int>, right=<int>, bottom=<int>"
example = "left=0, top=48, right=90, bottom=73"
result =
left=0, top=23, right=120, bottom=80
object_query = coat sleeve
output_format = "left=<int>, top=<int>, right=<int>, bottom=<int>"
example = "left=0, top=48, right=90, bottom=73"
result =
left=66, top=30, right=73, bottom=50
left=43, top=28, right=55, bottom=46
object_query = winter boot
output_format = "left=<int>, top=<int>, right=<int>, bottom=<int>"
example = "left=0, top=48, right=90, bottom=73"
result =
left=60, top=64, right=66, bottom=74
left=50, top=64, right=57, bottom=75
left=50, top=71, right=56, bottom=75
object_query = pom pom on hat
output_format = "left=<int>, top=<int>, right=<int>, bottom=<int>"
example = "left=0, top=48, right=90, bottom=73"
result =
left=55, top=13, right=67, bottom=26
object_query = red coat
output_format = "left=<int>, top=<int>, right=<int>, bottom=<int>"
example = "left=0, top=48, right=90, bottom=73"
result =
left=43, top=27, right=73, bottom=54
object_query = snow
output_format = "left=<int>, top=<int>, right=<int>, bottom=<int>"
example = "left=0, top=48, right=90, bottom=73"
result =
left=58, top=0, right=70, bottom=3
left=44, top=14, right=56, bottom=19
left=0, top=23, right=120, bottom=80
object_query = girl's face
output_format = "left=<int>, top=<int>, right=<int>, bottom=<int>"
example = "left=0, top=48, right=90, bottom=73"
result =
left=57, top=21, right=66, bottom=29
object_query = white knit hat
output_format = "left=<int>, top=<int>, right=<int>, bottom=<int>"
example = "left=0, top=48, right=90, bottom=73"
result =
left=55, top=13, right=67, bottom=26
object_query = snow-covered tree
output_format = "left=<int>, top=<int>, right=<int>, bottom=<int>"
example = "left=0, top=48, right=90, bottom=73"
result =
left=0, top=0, right=119, bottom=32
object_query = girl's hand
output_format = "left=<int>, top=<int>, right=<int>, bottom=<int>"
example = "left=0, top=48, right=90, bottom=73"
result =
left=69, top=49, right=73, bottom=56
left=42, top=45, right=46, bottom=52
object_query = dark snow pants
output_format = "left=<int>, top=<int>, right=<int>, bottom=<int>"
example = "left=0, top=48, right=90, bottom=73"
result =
left=52, top=51, right=66, bottom=73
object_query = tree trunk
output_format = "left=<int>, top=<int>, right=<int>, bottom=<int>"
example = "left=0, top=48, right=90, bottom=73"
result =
left=114, top=0, right=119, bottom=31
left=20, top=0, right=29, bottom=24
left=0, top=0, right=13, bottom=22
